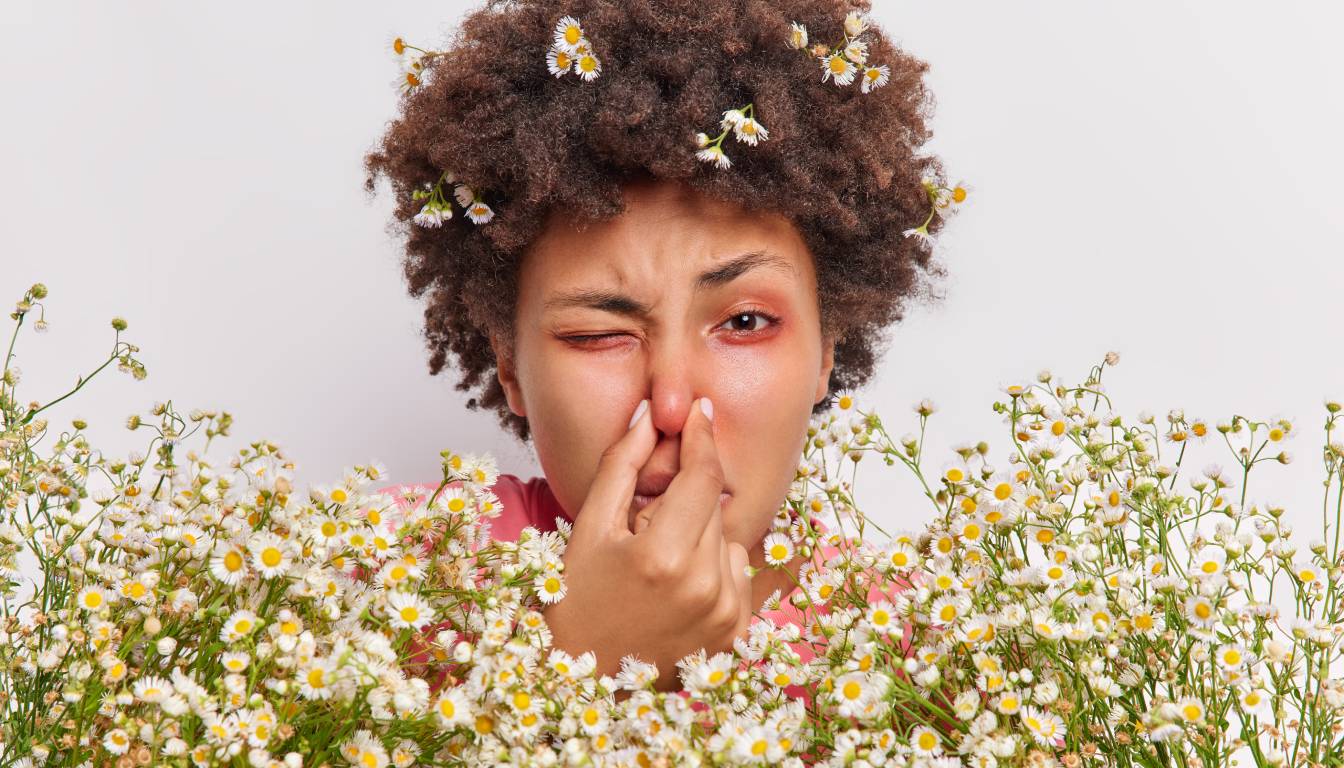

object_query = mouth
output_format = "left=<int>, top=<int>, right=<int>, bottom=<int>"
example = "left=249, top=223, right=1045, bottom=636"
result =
left=632, top=490, right=732, bottom=512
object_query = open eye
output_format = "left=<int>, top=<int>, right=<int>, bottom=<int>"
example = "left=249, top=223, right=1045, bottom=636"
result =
left=717, top=308, right=781, bottom=336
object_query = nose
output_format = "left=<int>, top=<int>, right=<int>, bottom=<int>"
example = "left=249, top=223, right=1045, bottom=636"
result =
left=643, top=333, right=710, bottom=441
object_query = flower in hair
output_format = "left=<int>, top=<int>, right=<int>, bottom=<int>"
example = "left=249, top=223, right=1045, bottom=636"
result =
left=789, top=12, right=891, bottom=94
left=410, top=171, right=495, bottom=228
left=902, top=176, right=972, bottom=244
left=547, top=16, right=601, bottom=81
left=694, top=103, right=768, bottom=169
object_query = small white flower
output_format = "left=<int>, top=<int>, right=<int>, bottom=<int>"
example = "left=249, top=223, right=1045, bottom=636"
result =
left=104, top=728, right=132, bottom=755
left=820, top=53, right=857, bottom=86
left=534, top=571, right=567, bottom=603
left=465, top=201, right=495, bottom=225
left=860, top=64, right=891, bottom=93
left=787, top=21, right=808, bottom=50
left=413, top=202, right=450, bottom=228
left=387, top=591, right=434, bottom=630
left=843, top=39, right=868, bottom=65
left=573, top=50, right=602, bottom=81
left=844, top=11, right=869, bottom=37
left=762, top=532, right=795, bottom=566
left=696, top=144, right=732, bottom=170
left=546, top=45, right=574, bottom=78
left=553, top=16, right=586, bottom=54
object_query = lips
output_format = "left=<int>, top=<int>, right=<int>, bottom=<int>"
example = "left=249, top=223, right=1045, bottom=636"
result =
left=632, top=490, right=731, bottom=512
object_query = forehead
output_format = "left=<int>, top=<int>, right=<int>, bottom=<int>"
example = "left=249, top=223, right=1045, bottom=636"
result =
left=520, top=179, right=814, bottom=304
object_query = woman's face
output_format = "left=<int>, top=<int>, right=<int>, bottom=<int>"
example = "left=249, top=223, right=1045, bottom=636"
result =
left=491, top=177, right=834, bottom=566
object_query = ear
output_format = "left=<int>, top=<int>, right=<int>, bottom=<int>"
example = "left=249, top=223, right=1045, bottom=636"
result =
left=814, top=332, right=836, bottom=405
left=489, top=332, right=527, bottom=418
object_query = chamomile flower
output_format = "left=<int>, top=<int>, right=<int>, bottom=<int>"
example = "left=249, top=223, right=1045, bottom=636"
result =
left=787, top=22, right=808, bottom=50
left=76, top=585, right=109, bottom=612
left=552, top=16, right=586, bottom=54
left=387, top=591, right=434, bottom=630
left=221, top=609, right=260, bottom=642
left=546, top=45, right=574, bottom=77
left=860, top=64, right=890, bottom=93
left=1176, top=696, right=1205, bottom=724
left=1184, top=593, right=1218, bottom=629
left=220, top=651, right=250, bottom=674
left=864, top=600, right=898, bottom=635
left=250, top=532, right=291, bottom=578
left=534, top=571, right=567, bottom=603
left=729, top=115, right=768, bottom=145
left=1021, top=706, right=1065, bottom=746
left=434, top=687, right=472, bottom=726
left=465, top=201, right=495, bottom=224
left=104, top=728, right=132, bottom=755
left=820, top=53, right=857, bottom=86
left=573, top=49, right=602, bottom=81
left=842, top=39, right=868, bottom=65
left=683, top=651, right=734, bottom=692
left=762, top=532, right=795, bottom=566
left=844, top=11, right=870, bottom=37
left=413, top=201, right=450, bottom=228
left=1192, top=545, right=1227, bottom=578
left=209, top=542, right=248, bottom=585
left=909, top=724, right=942, bottom=756
left=1239, top=686, right=1272, bottom=719
left=696, top=144, right=732, bottom=170
left=298, top=658, right=336, bottom=700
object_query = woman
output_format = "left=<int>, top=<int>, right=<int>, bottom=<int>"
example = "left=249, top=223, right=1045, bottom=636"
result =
left=364, top=0, right=950, bottom=692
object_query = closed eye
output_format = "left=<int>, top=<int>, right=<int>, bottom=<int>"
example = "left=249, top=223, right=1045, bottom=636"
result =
left=562, top=307, right=782, bottom=347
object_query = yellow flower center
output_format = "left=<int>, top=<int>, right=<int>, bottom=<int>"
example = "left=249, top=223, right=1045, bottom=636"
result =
left=261, top=548, right=282, bottom=568
left=224, top=551, right=244, bottom=572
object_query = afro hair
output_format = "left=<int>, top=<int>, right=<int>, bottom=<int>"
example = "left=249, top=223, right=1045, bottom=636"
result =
left=364, top=0, right=952, bottom=444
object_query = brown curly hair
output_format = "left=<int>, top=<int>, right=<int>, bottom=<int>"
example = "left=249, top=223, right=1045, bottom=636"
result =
left=364, top=0, right=952, bottom=444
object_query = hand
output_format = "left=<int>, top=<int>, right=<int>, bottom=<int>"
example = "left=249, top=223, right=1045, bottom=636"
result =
left=540, top=397, right=753, bottom=692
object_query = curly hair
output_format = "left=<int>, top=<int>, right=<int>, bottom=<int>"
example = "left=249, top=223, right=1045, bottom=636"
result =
left=364, top=0, right=951, bottom=444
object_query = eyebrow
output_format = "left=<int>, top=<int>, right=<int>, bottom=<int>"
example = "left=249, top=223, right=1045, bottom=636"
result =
left=543, top=250, right=795, bottom=318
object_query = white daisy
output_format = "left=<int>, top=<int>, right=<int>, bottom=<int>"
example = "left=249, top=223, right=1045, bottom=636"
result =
left=104, top=728, right=132, bottom=755
left=732, top=117, right=768, bottom=146
left=209, top=542, right=248, bottom=585
left=909, top=724, right=942, bottom=756
left=413, top=202, right=450, bottom=228
left=534, top=571, right=567, bottom=604
left=249, top=532, right=291, bottom=578
left=865, top=600, right=898, bottom=635
left=552, top=16, right=586, bottom=54
left=573, top=50, right=602, bottom=81
left=546, top=45, right=574, bottom=78
left=787, top=22, right=808, bottom=50
left=844, top=11, right=869, bottom=37
left=298, top=658, right=336, bottom=700
left=387, top=591, right=434, bottom=631
left=1021, top=705, right=1065, bottom=746
left=434, top=687, right=472, bottom=726
left=843, top=40, right=868, bottom=65
left=762, top=531, right=795, bottom=566
left=221, top=609, right=260, bottom=643
left=860, top=64, right=890, bottom=93
left=76, top=585, right=109, bottom=612
left=465, top=201, right=495, bottom=224
left=133, top=675, right=172, bottom=703
left=696, top=144, right=731, bottom=169
left=820, top=53, right=856, bottom=86
left=220, top=651, right=250, bottom=674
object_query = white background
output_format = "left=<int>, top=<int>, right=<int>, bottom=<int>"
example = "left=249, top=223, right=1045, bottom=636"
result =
left=3, top=2, right=1342, bottom=544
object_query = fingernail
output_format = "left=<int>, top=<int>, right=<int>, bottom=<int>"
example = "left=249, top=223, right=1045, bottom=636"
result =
left=699, top=396, right=714, bottom=421
left=628, top=399, right=649, bottom=430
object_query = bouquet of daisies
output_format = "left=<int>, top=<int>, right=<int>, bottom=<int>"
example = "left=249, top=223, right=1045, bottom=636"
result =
left=2, top=282, right=1341, bottom=768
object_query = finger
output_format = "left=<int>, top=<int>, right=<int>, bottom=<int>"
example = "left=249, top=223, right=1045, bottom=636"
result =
left=643, top=397, right=724, bottom=549
left=573, top=398, right=657, bottom=543
left=727, top=540, right=753, bottom=632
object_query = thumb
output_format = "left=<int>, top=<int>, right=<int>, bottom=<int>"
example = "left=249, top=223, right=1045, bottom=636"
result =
left=573, top=398, right=657, bottom=542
